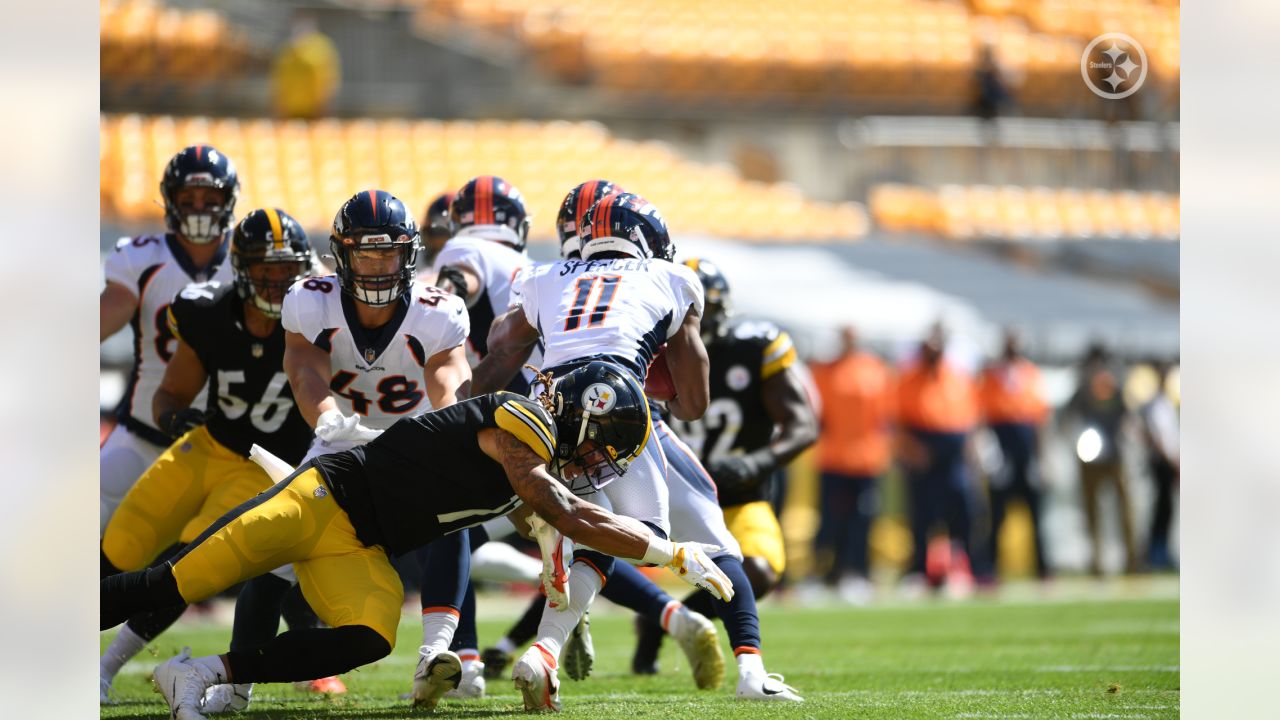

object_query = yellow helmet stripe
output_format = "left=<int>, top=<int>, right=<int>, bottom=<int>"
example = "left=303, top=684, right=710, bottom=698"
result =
left=265, top=208, right=285, bottom=251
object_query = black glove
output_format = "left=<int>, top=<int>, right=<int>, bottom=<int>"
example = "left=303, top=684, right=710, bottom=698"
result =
left=159, top=407, right=208, bottom=439
left=436, top=265, right=469, bottom=299
left=707, top=450, right=776, bottom=493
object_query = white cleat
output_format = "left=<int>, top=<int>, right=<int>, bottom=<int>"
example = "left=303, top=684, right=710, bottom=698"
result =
left=670, top=609, right=725, bottom=690
left=152, top=648, right=212, bottom=720
left=443, top=658, right=486, bottom=700
left=200, top=683, right=253, bottom=713
left=562, top=613, right=594, bottom=681
left=411, top=647, right=462, bottom=710
left=512, top=644, right=562, bottom=712
left=100, top=676, right=113, bottom=705
left=736, top=671, right=804, bottom=702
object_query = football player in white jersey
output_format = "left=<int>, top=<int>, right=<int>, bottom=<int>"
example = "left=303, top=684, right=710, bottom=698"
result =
left=474, top=191, right=744, bottom=711
left=201, top=189, right=472, bottom=711
left=407, top=176, right=541, bottom=703
left=480, top=189, right=803, bottom=705
left=100, top=144, right=239, bottom=533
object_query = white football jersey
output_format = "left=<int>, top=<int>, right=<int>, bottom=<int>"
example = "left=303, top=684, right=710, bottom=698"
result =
left=102, top=233, right=231, bottom=442
left=281, top=276, right=469, bottom=429
left=434, top=233, right=541, bottom=387
left=512, top=257, right=703, bottom=381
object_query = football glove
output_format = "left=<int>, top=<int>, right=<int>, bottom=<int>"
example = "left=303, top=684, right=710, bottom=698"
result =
left=526, top=513, right=573, bottom=610
left=314, top=409, right=381, bottom=445
left=707, top=450, right=775, bottom=493
left=642, top=538, right=735, bottom=602
left=159, top=407, right=208, bottom=439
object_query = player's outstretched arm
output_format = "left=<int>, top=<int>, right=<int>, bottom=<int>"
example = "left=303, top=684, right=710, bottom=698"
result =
left=100, top=282, right=138, bottom=342
left=283, top=330, right=340, bottom=427
left=663, top=306, right=711, bottom=421
left=153, top=337, right=210, bottom=438
left=471, top=308, right=540, bottom=396
left=424, top=344, right=472, bottom=409
left=480, top=428, right=735, bottom=600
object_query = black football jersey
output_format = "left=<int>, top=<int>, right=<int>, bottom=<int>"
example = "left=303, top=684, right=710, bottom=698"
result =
left=166, top=281, right=311, bottom=464
left=312, top=393, right=557, bottom=557
left=669, top=320, right=797, bottom=506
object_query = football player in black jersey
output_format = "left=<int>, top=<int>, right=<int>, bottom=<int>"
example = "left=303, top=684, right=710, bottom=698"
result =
left=101, top=361, right=733, bottom=720
left=635, top=257, right=819, bottom=672
left=99, top=208, right=315, bottom=701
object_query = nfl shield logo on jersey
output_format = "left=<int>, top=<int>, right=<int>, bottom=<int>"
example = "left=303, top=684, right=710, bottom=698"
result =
left=314, top=485, right=328, bottom=499
left=582, top=383, right=617, bottom=414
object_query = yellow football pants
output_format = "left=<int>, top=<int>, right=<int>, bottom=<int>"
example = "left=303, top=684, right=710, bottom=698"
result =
left=723, top=500, right=787, bottom=575
left=167, top=467, right=404, bottom=647
left=102, top=426, right=274, bottom=572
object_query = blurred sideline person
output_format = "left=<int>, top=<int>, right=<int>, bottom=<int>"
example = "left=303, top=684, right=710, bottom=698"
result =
left=636, top=256, right=818, bottom=666
left=1141, top=360, right=1179, bottom=571
left=101, top=363, right=730, bottom=720
left=100, top=145, right=238, bottom=533
left=476, top=191, right=801, bottom=706
left=897, top=323, right=980, bottom=594
left=270, top=13, right=340, bottom=119
left=99, top=209, right=315, bottom=703
left=976, top=329, right=1051, bottom=581
left=809, top=325, right=895, bottom=604
left=408, top=176, right=540, bottom=701
left=200, top=190, right=472, bottom=711
left=1064, top=343, right=1138, bottom=576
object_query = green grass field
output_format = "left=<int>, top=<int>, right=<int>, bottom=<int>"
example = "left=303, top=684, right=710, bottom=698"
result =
left=101, top=583, right=1178, bottom=719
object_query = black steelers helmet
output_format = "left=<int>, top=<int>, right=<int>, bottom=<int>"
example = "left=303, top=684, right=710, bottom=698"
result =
left=231, top=208, right=313, bottom=318
left=160, top=144, right=240, bottom=245
left=578, top=192, right=674, bottom=262
left=681, top=257, right=732, bottom=342
left=556, top=179, right=624, bottom=260
left=536, top=360, right=651, bottom=496
left=449, top=175, right=531, bottom=252
left=329, top=190, right=420, bottom=306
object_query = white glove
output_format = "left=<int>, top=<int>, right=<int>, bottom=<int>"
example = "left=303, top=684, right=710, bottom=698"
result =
left=526, top=513, right=573, bottom=611
left=314, top=409, right=382, bottom=445
left=642, top=537, right=735, bottom=602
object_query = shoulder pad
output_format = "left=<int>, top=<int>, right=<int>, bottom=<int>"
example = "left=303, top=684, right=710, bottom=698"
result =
left=492, top=393, right=558, bottom=464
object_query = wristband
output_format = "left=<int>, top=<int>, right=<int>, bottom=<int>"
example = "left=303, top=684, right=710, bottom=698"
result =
left=640, top=534, right=674, bottom=566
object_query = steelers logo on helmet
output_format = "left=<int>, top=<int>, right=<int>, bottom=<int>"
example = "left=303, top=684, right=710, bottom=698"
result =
left=582, top=383, right=618, bottom=415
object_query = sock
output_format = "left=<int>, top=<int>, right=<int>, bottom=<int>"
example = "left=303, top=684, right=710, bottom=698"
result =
left=100, top=623, right=147, bottom=681
left=736, top=649, right=764, bottom=678
left=706, top=556, right=762, bottom=651
left=495, top=636, right=517, bottom=655
left=101, top=565, right=185, bottom=630
left=457, top=648, right=480, bottom=664
left=659, top=600, right=685, bottom=633
left=189, top=655, right=231, bottom=685
left=533, top=563, right=603, bottom=661
left=449, top=583, right=479, bottom=652
left=421, top=609, right=460, bottom=654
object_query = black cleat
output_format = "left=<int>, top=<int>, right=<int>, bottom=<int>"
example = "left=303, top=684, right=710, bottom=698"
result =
left=631, top=614, right=664, bottom=675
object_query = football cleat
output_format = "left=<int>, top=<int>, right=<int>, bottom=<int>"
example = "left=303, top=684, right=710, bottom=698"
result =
left=411, top=647, right=462, bottom=710
left=481, top=646, right=512, bottom=680
left=200, top=683, right=253, bottom=713
left=512, top=644, right=562, bottom=712
left=563, top=613, right=595, bottom=681
left=100, top=676, right=113, bottom=705
left=631, top=615, right=663, bottom=675
left=671, top=608, right=725, bottom=690
left=152, top=648, right=211, bottom=720
left=443, top=658, right=486, bottom=700
left=736, top=671, right=804, bottom=702
left=293, top=675, right=347, bottom=694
